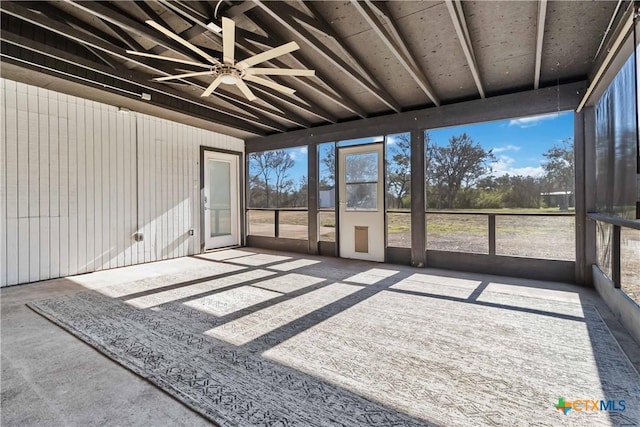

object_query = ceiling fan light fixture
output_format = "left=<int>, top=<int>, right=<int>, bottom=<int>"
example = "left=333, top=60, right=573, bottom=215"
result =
left=220, top=74, right=239, bottom=85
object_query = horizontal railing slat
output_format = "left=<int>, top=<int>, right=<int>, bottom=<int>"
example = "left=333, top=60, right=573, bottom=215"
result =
left=588, top=213, right=640, bottom=230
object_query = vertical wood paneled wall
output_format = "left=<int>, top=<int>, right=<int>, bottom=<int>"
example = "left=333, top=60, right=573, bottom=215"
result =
left=0, top=78, right=244, bottom=287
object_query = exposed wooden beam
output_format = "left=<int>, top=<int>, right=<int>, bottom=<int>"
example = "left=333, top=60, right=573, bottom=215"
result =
left=149, top=0, right=331, bottom=126
left=62, top=0, right=197, bottom=60
left=445, top=0, right=485, bottom=98
left=223, top=1, right=259, bottom=19
left=154, top=0, right=339, bottom=123
left=33, top=2, right=123, bottom=69
left=253, top=0, right=402, bottom=112
left=102, top=21, right=143, bottom=51
left=366, top=2, right=419, bottom=71
left=233, top=39, right=339, bottom=123
left=296, top=1, right=374, bottom=83
left=60, top=1, right=304, bottom=129
left=173, top=0, right=210, bottom=21
left=241, top=16, right=368, bottom=118
left=248, top=82, right=337, bottom=124
left=155, top=0, right=214, bottom=36
left=38, top=2, right=126, bottom=49
left=0, top=2, right=285, bottom=133
left=0, top=31, right=267, bottom=135
left=534, top=0, right=548, bottom=90
left=170, top=1, right=367, bottom=119
left=351, top=1, right=440, bottom=106
left=84, top=45, right=118, bottom=69
left=157, top=0, right=348, bottom=121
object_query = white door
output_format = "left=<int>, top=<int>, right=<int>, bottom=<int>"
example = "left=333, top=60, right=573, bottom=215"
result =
left=204, top=151, right=240, bottom=250
left=339, top=144, right=385, bottom=261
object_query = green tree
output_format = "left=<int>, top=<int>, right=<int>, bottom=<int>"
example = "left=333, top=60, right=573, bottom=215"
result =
left=322, top=145, right=336, bottom=185
left=542, top=138, right=574, bottom=210
left=270, top=150, right=295, bottom=207
left=249, top=152, right=273, bottom=207
left=387, top=134, right=411, bottom=209
left=502, top=175, right=542, bottom=208
left=426, top=133, right=495, bottom=208
left=249, top=150, right=296, bottom=208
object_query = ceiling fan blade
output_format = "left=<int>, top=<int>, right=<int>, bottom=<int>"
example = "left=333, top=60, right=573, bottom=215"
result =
left=235, top=79, right=257, bottom=101
left=237, top=42, right=300, bottom=70
left=244, top=75, right=296, bottom=95
left=153, top=71, right=214, bottom=82
left=201, top=75, right=224, bottom=97
left=222, top=17, right=235, bottom=65
left=245, top=68, right=315, bottom=77
left=145, top=20, right=221, bottom=66
left=126, top=50, right=211, bottom=68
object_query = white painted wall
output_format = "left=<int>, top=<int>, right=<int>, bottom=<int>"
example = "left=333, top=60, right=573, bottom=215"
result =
left=0, top=78, right=244, bottom=287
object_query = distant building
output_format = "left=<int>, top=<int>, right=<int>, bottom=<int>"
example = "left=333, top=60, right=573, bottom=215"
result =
left=319, top=187, right=335, bottom=208
left=541, top=191, right=574, bottom=209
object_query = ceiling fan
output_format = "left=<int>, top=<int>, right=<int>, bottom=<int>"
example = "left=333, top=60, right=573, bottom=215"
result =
left=127, top=17, right=315, bottom=101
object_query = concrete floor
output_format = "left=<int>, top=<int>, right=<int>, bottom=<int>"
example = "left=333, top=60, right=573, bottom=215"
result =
left=2, top=247, right=639, bottom=426
left=1, top=261, right=217, bottom=426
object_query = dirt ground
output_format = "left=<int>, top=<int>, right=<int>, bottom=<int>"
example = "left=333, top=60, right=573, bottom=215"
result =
left=247, top=209, right=639, bottom=305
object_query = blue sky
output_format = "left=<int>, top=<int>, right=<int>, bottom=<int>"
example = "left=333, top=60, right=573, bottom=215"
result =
left=428, top=111, right=574, bottom=177
left=255, top=111, right=574, bottom=184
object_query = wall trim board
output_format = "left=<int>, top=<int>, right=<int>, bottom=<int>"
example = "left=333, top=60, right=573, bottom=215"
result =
left=246, top=236, right=310, bottom=254
left=426, top=250, right=576, bottom=283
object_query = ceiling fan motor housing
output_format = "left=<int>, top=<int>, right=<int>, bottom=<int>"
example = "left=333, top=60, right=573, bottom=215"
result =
left=215, top=64, right=243, bottom=85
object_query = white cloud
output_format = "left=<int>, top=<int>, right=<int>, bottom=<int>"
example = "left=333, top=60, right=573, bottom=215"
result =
left=498, top=155, right=515, bottom=165
left=508, top=112, right=567, bottom=128
left=492, top=163, right=544, bottom=178
left=299, top=146, right=308, bottom=154
left=491, top=156, right=544, bottom=178
left=492, top=144, right=521, bottom=153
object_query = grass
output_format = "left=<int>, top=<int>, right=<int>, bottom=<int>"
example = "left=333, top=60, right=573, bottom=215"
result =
left=248, top=208, right=580, bottom=260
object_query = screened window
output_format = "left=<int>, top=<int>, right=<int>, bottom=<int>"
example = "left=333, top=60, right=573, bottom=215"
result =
left=248, top=147, right=308, bottom=208
left=345, top=152, right=378, bottom=210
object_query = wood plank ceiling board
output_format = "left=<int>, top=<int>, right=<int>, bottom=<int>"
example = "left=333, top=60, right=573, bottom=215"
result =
left=248, top=6, right=390, bottom=115
left=338, top=28, right=428, bottom=110
left=388, top=1, right=477, bottom=102
left=540, top=1, right=618, bottom=86
left=305, top=0, right=374, bottom=38
left=306, top=1, right=426, bottom=110
left=277, top=1, right=403, bottom=113
left=463, top=1, right=538, bottom=94
left=387, top=1, right=444, bottom=20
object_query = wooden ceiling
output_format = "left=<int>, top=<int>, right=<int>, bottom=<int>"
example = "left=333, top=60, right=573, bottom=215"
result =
left=0, top=1, right=625, bottom=138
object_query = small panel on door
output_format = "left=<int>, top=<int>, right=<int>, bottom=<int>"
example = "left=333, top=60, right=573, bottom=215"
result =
left=354, top=226, right=368, bottom=253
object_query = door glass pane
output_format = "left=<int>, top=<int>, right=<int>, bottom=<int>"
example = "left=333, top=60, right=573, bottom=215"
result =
left=346, top=152, right=378, bottom=183
left=209, top=160, right=231, bottom=237
left=346, top=183, right=377, bottom=210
